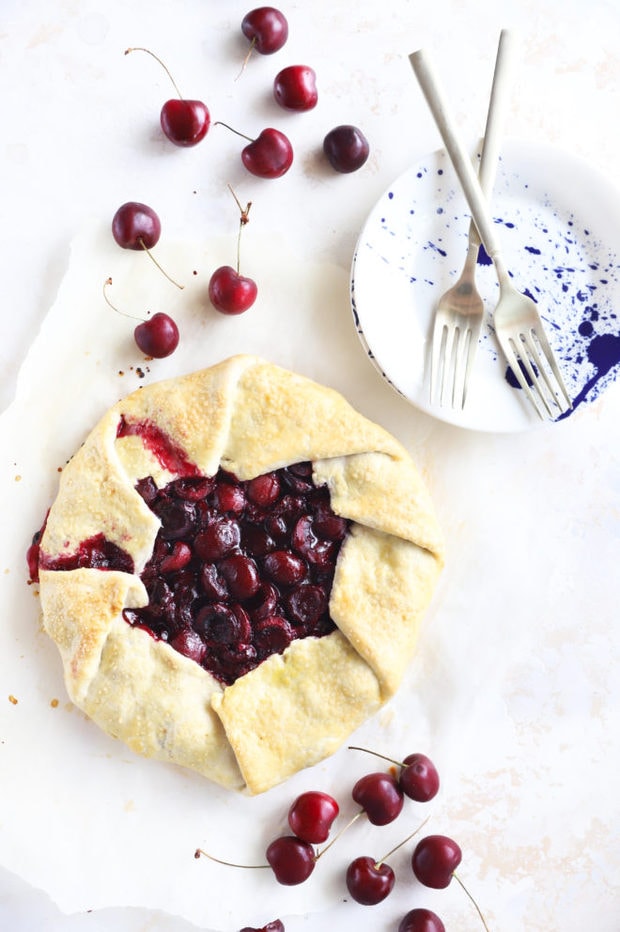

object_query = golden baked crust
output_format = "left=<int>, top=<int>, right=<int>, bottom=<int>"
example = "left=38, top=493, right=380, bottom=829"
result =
left=37, top=355, right=443, bottom=794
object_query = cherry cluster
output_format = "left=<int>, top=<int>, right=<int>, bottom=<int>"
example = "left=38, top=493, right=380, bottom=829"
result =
left=196, top=747, right=489, bottom=932
left=105, top=7, right=371, bottom=357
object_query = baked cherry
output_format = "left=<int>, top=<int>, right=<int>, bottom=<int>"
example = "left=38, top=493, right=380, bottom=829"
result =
left=352, top=772, right=404, bottom=825
left=273, top=65, right=318, bottom=111
left=411, top=835, right=461, bottom=889
left=125, top=47, right=209, bottom=146
left=346, top=855, right=395, bottom=905
left=398, top=908, right=446, bottom=932
left=288, top=791, right=339, bottom=844
left=103, top=277, right=179, bottom=358
left=241, top=7, right=288, bottom=54
left=323, top=125, right=369, bottom=173
left=265, top=836, right=316, bottom=885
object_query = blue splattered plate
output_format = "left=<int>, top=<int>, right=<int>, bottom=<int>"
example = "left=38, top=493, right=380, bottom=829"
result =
left=351, top=138, right=620, bottom=432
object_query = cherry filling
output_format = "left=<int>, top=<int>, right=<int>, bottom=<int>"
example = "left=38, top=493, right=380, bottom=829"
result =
left=124, top=462, right=350, bottom=685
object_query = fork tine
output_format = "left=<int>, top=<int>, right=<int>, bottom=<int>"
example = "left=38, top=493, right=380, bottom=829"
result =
left=497, top=334, right=547, bottom=419
left=518, top=330, right=571, bottom=416
left=430, top=319, right=447, bottom=406
left=528, top=327, right=573, bottom=411
left=453, top=326, right=475, bottom=410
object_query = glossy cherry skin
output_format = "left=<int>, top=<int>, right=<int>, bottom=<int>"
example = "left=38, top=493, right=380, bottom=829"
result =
left=160, top=98, right=210, bottom=146
left=352, top=771, right=404, bottom=825
left=288, top=791, right=339, bottom=844
left=241, top=7, right=288, bottom=54
left=323, top=125, right=369, bottom=173
left=239, top=922, right=284, bottom=932
left=411, top=835, right=462, bottom=889
left=265, top=836, right=315, bottom=885
left=241, top=128, right=293, bottom=178
left=399, top=753, right=440, bottom=802
left=398, top=908, right=446, bottom=932
left=346, top=856, right=395, bottom=905
left=134, top=313, right=179, bottom=358
left=273, top=65, right=318, bottom=111
left=112, top=202, right=161, bottom=250
left=208, top=266, right=257, bottom=315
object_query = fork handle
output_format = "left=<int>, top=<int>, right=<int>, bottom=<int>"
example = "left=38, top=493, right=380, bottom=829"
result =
left=470, top=29, right=517, bottom=246
left=409, top=47, right=508, bottom=268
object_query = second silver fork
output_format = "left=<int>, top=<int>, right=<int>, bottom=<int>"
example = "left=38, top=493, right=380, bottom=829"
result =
left=430, top=29, right=516, bottom=410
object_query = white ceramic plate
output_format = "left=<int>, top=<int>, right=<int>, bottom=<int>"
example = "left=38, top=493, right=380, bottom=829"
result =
left=351, top=138, right=620, bottom=432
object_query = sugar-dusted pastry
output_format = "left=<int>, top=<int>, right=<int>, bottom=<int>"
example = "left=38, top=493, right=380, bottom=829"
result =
left=32, top=355, right=443, bottom=794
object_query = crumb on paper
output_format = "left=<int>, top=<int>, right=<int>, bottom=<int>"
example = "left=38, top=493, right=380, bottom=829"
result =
left=8, top=694, right=18, bottom=705
left=14, top=475, right=22, bottom=482
left=50, top=698, right=59, bottom=708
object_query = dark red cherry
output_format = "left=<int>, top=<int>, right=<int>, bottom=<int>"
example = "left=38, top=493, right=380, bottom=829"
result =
left=112, top=201, right=161, bottom=250
left=263, top=550, right=307, bottom=587
left=134, top=312, right=179, bottom=358
left=265, top=836, right=315, bottom=885
left=160, top=98, right=210, bottom=147
left=398, top=908, right=446, bottom=932
left=219, top=554, right=261, bottom=601
left=412, top=835, right=462, bottom=889
left=209, top=265, right=257, bottom=315
left=239, top=921, right=285, bottom=932
left=400, top=753, right=440, bottom=802
left=247, top=473, right=281, bottom=507
left=323, top=124, right=369, bottom=173
left=346, top=855, right=395, bottom=905
left=288, top=791, right=339, bottom=844
left=273, top=65, right=318, bottom=111
left=241, top=7, right=288, bottom=54
left=352, top=772, right=404, bottom=826
left=169, top=628, right=206, bottom=664
left=241, top=128, right=293, bottom=178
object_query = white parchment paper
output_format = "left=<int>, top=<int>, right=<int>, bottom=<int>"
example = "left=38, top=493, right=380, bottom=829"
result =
left=1, top=225, right=619, bottom=932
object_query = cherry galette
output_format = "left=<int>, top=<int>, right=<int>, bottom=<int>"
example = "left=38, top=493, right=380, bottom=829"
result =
left=32, top=356, right=443, bottom=793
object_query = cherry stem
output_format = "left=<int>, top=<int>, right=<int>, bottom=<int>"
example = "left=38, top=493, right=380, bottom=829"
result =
left=236, top=36, right=256, bottom=80
left=375, top=815, right=430, bottom=868
left=452, top=872, right=491, bottom=932
left=315, top=810, right=364, bottom=860
left=227, top=184, right=252, bottom=275
left=125, top=46, right=183, bottom=99
left=194, top=848, right=270, bottom=870
left=138, top=238, right=184, bottom=290
left=103, top=277, right=145, bottom=321
left=347, top=745, right=403, bottom=769
left=214, top=121, right=253, bottom=144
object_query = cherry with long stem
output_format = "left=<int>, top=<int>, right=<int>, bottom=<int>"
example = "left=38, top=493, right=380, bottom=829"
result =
left=103, top=277, right=179, bottom=358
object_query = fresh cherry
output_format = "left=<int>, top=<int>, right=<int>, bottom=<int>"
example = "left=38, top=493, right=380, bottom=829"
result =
left=216, top=122, right=293, bottom=179
left=241, top=7, right=288, bottom=54
left=103, top=277, right=179, bottom=358
left=346, top=855, right=395, bottom=906
left=239, top=922, right=284, bottom=932
left=209, top=187, right=257, bottom=315
left=348, top=746, right=439, bottom=802
left=398, top=908, right=446, bottom=932
left=273, top=65, right=318, bottom=111
left=111, top=202, right=183, bottom=289
left=125, top=47, right=209, bottom=146
left=323, top=124, right=369, bottom=173
left=411, top=835, right=462, bottom=889
left=112, top=201, right=161, bottom=250
left=134, top=312, right=179, bottom=358
left=265, top=836, right=316, bottom=885
left=288, top=791, right=339, bottom=844
left=352, top=772, right=404, bottom=826
left=209, top=266, right=257, bottom=314
left=400, top=753, right=440, bottom=803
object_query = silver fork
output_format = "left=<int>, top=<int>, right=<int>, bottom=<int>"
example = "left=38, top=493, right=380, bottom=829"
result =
left=430, top=29, right=516, bottom=410
left=410, top=47, right=573, bottom=419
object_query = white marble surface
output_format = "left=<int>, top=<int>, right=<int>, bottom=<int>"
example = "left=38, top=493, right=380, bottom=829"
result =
left=1, top=1, right=619, bottom=931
